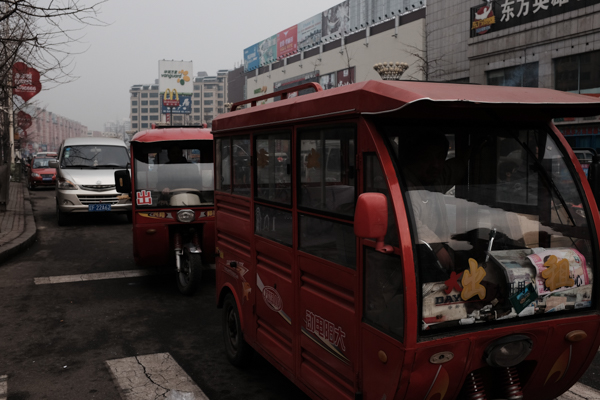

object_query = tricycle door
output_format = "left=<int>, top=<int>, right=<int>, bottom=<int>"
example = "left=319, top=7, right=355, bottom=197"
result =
left=360, top=152, right=406, bottom=400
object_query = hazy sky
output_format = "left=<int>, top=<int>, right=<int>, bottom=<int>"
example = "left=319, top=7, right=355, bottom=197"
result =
left=33, top=0, right=343, bottom=131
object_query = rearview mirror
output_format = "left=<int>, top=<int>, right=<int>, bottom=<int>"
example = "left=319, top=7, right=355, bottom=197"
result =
left=114, top=170, right=131, bottom=193
left=354, top=193, right=393, bottom=253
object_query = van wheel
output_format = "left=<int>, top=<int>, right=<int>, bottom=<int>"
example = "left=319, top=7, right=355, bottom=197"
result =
left=56, top=205, right=68, bottom=226
left=223, top=293, right=252, bottom=367
left=177, top=249, right=201, bottom=295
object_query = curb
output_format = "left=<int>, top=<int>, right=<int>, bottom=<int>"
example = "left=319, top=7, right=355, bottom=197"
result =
left=0, top=183, right=37, bottom=264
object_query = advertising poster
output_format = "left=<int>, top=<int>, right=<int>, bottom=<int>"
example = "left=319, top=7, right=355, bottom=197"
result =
left=259, top=35, right=278, bottom=66
left=319, top=72, right=337, bottom=90
left=158, top=60, right=193, bottom=114
left=277, top=25, right=298, bottom=59
left=244, top=43, right=260, bottom=72
left=322, top=1, right=350, bottom=38
left=161, top=94, right=192, bottom=115
left=337, top=67, right=355, bottom=87
left=298, top=14, right=322, bottom=50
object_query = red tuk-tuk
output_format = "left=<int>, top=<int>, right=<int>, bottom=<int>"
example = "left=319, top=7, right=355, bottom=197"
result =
left=211, top=81, right=600, bottom=399
left=115, top=126, right=215, bottom=295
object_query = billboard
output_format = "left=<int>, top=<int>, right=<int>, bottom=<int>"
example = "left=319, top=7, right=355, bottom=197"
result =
left=322, top=1, right=350, bottom=39
left=277, top=25, right=298, bottom=59
left=298, top=14, right=322, bottom=51
left=259, top=35, right=278, bottom=66
left=158, top=60, right=193, bottom=114
left=244, top=43, right=260, bottom=72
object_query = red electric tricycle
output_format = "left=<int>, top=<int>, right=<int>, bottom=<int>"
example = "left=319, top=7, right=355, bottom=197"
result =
left=115, top=126, right=215, bottom=295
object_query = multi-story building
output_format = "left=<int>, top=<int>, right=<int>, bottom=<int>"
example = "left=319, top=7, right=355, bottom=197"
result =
left=129, top=70, right=228, bottom=132
left=22, top=106, right=87, bottom=154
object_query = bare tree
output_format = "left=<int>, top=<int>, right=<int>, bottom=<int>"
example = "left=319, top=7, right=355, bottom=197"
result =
left=0, top=0, right=106, bottom=208
left=401, top=27, right=448, bottom=82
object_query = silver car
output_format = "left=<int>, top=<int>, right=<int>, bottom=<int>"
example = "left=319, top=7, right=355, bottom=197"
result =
left=50, top=137, right=132, bottom=225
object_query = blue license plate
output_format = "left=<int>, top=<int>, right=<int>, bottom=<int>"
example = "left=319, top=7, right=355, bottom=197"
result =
left=42, top=178, right=52, bottom=181
left=89, top=204, right=111, bottom=212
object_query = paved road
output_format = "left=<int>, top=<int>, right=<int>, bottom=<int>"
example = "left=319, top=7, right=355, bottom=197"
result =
left=3, top=188, right=600, bottom=399
left=0, top=188, right=308, bottom=400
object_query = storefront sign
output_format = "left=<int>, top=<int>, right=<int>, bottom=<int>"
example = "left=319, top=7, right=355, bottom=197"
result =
left=470, top=0, right=600, bottom=37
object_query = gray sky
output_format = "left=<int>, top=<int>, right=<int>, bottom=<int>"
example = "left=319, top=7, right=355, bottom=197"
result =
left=33, top=0, right=343, bottom=132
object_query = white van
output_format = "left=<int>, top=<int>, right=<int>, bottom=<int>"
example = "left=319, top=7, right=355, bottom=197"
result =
left=50, top=137, right=131, bottom=225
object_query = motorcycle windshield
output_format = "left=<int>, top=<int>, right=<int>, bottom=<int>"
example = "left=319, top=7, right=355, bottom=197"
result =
left=133, top=140, right=214, bottom=208
left=379, top=120, right=596, bottom=334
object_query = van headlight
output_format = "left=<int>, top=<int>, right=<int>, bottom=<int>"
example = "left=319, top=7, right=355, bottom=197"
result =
left=484, top=335, right=533, bottom=367
left=57, top=177, right=78, bottom=190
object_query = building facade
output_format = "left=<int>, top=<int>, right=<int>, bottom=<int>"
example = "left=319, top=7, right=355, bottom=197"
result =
left=239, top=7, right=427, bottom=104
left=427, top=0, right=600, bottom=149
left=22, top=107, right=87, bottom=155
left=129, top=69, right=229, bottom=131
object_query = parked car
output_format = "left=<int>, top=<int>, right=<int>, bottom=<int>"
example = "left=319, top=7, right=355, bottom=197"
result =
left=35, top=151, right=58, bottom=158
left=49, top=137, right=132, bottom=226
left=27, top=157, right=56, bottom=190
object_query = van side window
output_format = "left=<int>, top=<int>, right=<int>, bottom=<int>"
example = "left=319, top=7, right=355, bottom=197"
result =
left=215, top=136, right=251, bottom=196
left=254, top=131, right=291, bottom=205
left=298, top=126, right=356, bottom=217
left=297, top=124, right=357, bottom=268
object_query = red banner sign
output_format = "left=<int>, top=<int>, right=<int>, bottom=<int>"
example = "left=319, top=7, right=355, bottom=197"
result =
left=17, top=111, right=32, bottom=130
left=12, top=62, right=41, bottom=102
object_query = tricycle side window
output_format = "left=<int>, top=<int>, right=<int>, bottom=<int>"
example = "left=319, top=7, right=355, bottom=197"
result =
left=378, top=120, right=596, bottom=334
left=133, top=140, right=214, bottom=208
left=215, top=136, right=251, bottom=197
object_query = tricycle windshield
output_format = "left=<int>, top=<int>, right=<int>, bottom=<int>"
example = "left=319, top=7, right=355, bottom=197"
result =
left=379, top=120, right=596, bottom=333
left=133, top=140, right=214, bottom=208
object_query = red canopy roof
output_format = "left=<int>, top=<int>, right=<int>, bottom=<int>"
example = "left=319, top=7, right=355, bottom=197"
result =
left=213, top=80, right=600, bottom=133
left=132, top=127, right=212, bottom=143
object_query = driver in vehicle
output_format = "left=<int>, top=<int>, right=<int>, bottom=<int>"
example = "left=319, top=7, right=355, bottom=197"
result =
left=158, top=145, right=190, bottom=206
left=401, top=132, right=468, bottom=281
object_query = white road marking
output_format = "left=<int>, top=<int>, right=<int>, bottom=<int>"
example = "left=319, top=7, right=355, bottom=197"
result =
left=34, top=269, right=167, bottom=285
left=557, top=383, right=600, bottom=399
left=0, top=375, right=6, bottom=400
left=106, top=353, right=209, bottom=400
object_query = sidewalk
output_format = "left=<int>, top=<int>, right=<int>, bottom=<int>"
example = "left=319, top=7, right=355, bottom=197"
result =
left=0, top=182, right=36, bottom=264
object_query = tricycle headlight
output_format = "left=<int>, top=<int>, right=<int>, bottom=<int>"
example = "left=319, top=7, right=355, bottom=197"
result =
left=57, top=177, right=78, bottom=190
left=177, top=209, right=195, bottom=223
left=484, top=335, right=533, bottom=367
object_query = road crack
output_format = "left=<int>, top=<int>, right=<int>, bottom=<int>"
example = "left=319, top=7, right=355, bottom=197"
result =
left=135, top=355, right=171, bottom=399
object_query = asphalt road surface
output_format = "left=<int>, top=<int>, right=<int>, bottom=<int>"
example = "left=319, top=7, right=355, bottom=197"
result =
left=0, top=188, right=309, bottom=400
left=2, top=188, right=600, bottom=400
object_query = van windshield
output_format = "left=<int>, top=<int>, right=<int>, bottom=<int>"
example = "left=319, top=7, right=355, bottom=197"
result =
left=60, top=145, right=129, bottom=169
left=379, top=121, right=595, bottom=333
left=133, top=140, right=214, bottom=208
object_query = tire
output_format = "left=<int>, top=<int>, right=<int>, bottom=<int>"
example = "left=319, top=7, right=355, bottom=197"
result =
left=56, top=204, right=68, bottom=226
left=176, top=249, right=202, bottom=296
left=223, top=293, right=253, bottom=367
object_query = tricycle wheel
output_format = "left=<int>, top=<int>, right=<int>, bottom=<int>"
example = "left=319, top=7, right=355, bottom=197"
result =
left=223, top=293, right=252, bottom=367
left=176, top=249, right=202, bottom=295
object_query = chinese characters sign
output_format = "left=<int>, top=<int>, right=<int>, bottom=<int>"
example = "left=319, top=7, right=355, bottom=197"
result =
left=12, top=62, right=41, bottom=102
left=470, top=0, right=600, bottom=37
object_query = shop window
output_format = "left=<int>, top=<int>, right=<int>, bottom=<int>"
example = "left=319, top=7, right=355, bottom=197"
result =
left=255, top=132, right=291, bottom=205
left=487, top=62, right=538, bottom=87
left=555, top=50, right=600, bottom=94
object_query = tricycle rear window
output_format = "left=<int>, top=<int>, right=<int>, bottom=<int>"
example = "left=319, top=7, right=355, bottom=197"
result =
left=380, top=122, right=595, bottom=333
left=133, top=140, right=214, bottom=208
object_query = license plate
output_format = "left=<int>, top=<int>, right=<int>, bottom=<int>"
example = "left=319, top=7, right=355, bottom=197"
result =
left=89, top=204, right=111, bottom=212
left=42, top=178, right=52, bottom=181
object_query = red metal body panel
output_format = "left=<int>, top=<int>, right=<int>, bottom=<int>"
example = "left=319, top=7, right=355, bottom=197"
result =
left=213, top=81, right=600, bottom=400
